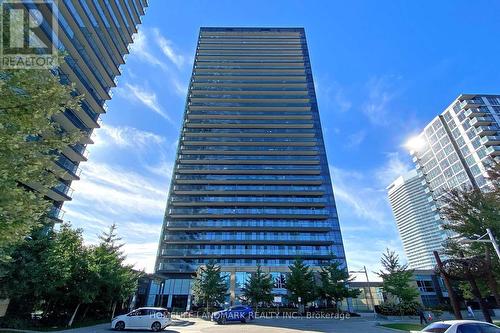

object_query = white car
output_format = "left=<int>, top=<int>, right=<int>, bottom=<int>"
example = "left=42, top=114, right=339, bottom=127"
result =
left=411, top=320, right=500, bottom=333
left=111, top=307, right=172, bottom=331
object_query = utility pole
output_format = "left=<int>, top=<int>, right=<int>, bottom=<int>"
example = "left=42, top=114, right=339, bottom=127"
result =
left=456, top=228, right=500, bottom=261
left=433, top=251, right=462, bottom=320
left=486, top=228, right=500, bottom=261
left=350, top=266, right=377, bottom=317
left=363, top=266, right=377, bottom=317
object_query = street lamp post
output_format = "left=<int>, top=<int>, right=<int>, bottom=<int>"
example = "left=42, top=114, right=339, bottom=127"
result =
left=456, top=228, right=500, bottom=261
left=350, top=266, right=377, bottom=317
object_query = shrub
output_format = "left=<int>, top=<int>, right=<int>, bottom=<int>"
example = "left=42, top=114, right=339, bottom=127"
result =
left=375, top=301, right=419, bottom=316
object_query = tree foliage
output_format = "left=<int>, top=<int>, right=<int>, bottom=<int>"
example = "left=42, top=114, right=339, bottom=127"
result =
left=192, top=260, right=228, bottom=312
left=377, top=249, right=419, bottom=304
left=0, top=223, right=139, bottom=326
left=285, top=259, right=316, bottom=304
left=439, top=161, right=500, bottom=307
left=0, top=58, right=83, bottom=263
left=319, top=261, right=360, bottom=307
left=241, top=265, right=274, bottom=309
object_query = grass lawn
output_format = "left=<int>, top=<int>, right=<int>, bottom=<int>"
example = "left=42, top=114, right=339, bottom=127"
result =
left=380, top=323, right=424, bottom=332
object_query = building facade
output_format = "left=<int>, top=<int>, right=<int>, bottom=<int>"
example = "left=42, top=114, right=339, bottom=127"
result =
left=20, top=0, right=147, bottom=223
left=392, top=94, right=500, bottom=269
left=154, top=27, right=347, bottom=309
left=387, top=170, right=443, bottom=269
left=341, top=282, right=385, bottom=313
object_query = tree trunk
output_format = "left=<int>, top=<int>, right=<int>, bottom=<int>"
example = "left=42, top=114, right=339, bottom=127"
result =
left=111, top=302, right=117, bottom=320
left=434, top=251, right=462, bottom=320
left=206, top=299, right=209, bottom=315
left=68, top=303, right=81, bottom=327
left=485, top=248, right=500, bottom=307
left=82, top=305, right=90, bottom=320
left=467, top=275, right=492, bottom=323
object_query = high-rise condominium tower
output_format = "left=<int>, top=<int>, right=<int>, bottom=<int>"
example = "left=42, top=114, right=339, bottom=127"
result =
left=154, top=27, right=346, bottom=308
left=391, top=94, right=500, bottom=268
left=19, top=0, right=147, bottom=223
left=387, top=170, right=443, bottom=269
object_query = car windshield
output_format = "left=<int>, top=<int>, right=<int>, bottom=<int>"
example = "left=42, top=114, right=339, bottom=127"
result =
left=423, top=323, right=452, bottom=333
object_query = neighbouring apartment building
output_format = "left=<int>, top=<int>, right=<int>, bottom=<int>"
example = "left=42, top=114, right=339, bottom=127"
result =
left=153, top=27, right=347, bottom=309
left=389, top=94, right=500, bottom=269
left=387, top=170, right=443, bottom=270
left=15, top=0, right=147, bottom=224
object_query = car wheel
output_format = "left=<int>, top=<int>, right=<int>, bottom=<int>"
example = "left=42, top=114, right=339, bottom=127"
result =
left=115, top=321, right=125, bottom=331
left=217, top=316, right=226, bottom=325
left=151, top=321, right=162, bottom=332
left=241, top=315, right=247, bottom=324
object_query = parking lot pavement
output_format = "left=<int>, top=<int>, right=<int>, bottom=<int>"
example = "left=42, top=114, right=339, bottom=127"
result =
left=49, top=317, right=394, bottom=333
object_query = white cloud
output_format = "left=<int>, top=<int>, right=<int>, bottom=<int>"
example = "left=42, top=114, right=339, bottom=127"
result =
left=329, top=163, right=408, bottom=280
left=130, top=30, right=169, bottom=71
left=315, top=80, right=352, bottom=112
left=362, top=75, right=401, bottom=126
left=331, top=166, right=390, bottom=226
left=153, top=28, right=186, bottom=69
left=64, top=206, right=162, bottom=273
left=68, top=159, right=169, bottom=218
left=375, top=152, right=412, bottom=187
left=94, top=124, right=166, bottom=150
left=170, top=77, right=188, bottom=97
left=123, top=83, right=173, bottom=123
left=345, top=235, right=405, bottom=281
left=123, top=242, right=160, bottom=273
left=346, top=130, right=366, bottom=148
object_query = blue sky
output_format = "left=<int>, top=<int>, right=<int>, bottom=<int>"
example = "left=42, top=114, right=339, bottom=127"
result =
left=63, top=0, right=500, bottom=280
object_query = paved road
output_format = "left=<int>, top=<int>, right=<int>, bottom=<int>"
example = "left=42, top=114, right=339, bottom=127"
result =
left=48, top=317, right=395, bottom=333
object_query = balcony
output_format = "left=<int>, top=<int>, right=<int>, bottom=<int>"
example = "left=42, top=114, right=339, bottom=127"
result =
left=485, top=146, right=500, bottom=156
left=51, top=182, right=74, bottom=200
left=48, top=206, right=65, bottom=222
left=476, top=126, right=499, bottom=136
left=470, top=117, right=494, bottom=127
left=465, top=108, right=488, bottom=118
left=460, top=99, right=483, bottom=109
left=55, top=155, right=81, bottom=179
left=480, top=136, right=500, bottom=146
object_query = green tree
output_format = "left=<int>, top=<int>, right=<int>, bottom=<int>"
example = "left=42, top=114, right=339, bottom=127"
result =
left=40, top=224, right=98, bottom=326
left=0, top=223, right=139, bottom=326
left=91, top=224, right=141, bottom=319
left=439, top=162, right=500, bottom=307
left=376, top=249, right=419, bottom=304
left=241, top=266, right=274, bottom=310
left=0, top=228, right=53, bottom=315
left=319, top=261, right=360, bottom=309
left=285, top=259, right=316, bottom=311
left=1, top=224, right=98, bottom=324
left=0, top=58, right=83, bottom=263
left=192, top=260, right=228, bottom=313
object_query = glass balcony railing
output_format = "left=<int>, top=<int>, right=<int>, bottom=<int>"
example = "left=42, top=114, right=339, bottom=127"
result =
left=171, top=196, right=327, bottom=203
left=56, top=155, right=81, bottom=177
left=164, top=233, right=333, bottom=242
left=157, top=259, right=332, bottom=272
left=52, top=182, right=74, bottom=198
left=168, top=208, right=330, bottom=215
left=71, top=142, right=88, bottom=158
left=161, top=249, right=333, bottom=256
left=460, top=99, right=484, bottom=109
left=48, top=205, right=65, bottom=220
left=165, top=220, right=335, bottom=229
